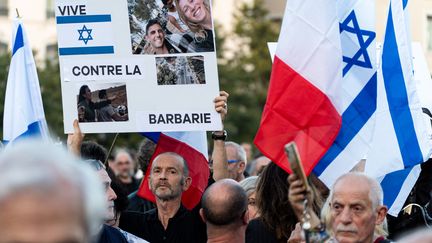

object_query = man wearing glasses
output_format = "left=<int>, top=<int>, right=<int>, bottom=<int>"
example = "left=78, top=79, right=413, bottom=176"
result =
left=224, top=141, right=248, bottom=182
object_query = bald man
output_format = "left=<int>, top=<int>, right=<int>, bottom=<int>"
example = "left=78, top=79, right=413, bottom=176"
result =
left=200, top=179, right=248, bottom=243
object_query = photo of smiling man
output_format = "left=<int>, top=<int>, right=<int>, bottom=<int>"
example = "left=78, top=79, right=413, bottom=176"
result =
left=143, top=19, right=180, bottom=55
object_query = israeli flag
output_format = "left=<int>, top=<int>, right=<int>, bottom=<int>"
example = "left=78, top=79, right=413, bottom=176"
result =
left=3, top=19, right=49, bottom=144
left=314, top=0, right=377, bottom=186
left=367, top=0, right=432, bottom=216
left=56, top=14, right=114, bottom=55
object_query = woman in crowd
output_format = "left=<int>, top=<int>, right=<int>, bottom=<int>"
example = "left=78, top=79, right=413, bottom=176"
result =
left=174, top=0, right=215, bottom=52
left=239, top=176, right=260, bottom=220
left=246, top=163, right=322, bottom=243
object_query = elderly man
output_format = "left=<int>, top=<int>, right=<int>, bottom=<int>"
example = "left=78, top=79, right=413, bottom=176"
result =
left=225, top=141, right=248, bottom=182
left=329, top=173, right=388, bottom=243
left=200, top=179, right=249, bottom=243
left=144, top=19, right=179, bottom=54
left=288, top=172, right=389, bottom=243
left=0, top=141, right=106, bottom=243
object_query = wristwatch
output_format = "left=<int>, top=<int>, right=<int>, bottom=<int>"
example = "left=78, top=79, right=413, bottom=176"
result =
left=212, top=130, right=227, bottom=141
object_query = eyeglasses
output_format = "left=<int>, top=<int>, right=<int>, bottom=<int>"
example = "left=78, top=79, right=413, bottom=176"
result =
left=83, top=159, right=105, bottom=171
left=227, top=159, right=241, bottom=164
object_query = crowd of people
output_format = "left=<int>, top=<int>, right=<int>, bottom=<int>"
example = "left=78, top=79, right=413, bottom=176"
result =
left=2, top=91, right=432, bottom=243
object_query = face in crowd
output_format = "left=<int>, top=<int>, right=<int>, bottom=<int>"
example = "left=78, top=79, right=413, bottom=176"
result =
left=177, top=0, right=209, bottom=24
left=149, top=153, right=191, bottom=201
left=226, top=145, right=246, bottom=181
left=97, top=169, right=117, bottom=221
left=247, top=190, right=258, bottom=220
left=145, top=23, right=165, bottom=49
left=0, top=187, right=87, bottom=243
left=114, top=152, right=134, bottom=179
left=330, top=175, right=387, bottom=243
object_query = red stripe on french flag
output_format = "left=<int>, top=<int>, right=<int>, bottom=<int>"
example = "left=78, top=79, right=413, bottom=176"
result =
left=137, top=133, right=210, bottom=210
left=254, top=56, right=341, bottom=175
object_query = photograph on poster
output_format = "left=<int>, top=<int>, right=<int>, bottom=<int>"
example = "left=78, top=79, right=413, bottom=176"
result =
left=77, top=83, right=129, bottom=123
left=156, top=55, right=205, bottom=85
left=128, top=0, right=215, bottom=54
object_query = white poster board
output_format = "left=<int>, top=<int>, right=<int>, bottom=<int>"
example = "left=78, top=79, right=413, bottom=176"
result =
left=55, top=0, right=221, bottom=133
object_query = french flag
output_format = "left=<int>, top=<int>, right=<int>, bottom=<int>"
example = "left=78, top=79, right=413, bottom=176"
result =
left=137, top=132, right=209, bottom=210
left=254, top=0, right=343, bottom=174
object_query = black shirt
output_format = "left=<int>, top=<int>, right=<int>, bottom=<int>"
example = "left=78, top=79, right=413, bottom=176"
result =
left=121, top=177, right=141, bottom=195
left=119, top=205, right=206, bottom=243
left=246, top=218, right=287, bottom=243
left=127, top=191, right=155, bottom=213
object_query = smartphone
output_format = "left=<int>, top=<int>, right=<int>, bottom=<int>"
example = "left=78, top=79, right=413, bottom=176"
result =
left=284, top=142, right=310, bottom=191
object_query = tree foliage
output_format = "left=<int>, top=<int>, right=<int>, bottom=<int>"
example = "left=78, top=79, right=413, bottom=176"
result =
left=217, top=0, right=280, bottom=146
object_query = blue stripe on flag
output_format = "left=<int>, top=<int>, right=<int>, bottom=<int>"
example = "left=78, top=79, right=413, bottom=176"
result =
left=381, top=167, right=412, bottom=207
left=59, top=46, right=114, bottom=55
left=403, top=0, right=408, bottom=9
left=12, top=24, right=24, bottom=56
left=3, top=121, right=43, bottom=144
left=314, top=73, right=377, bottom=175
left=56, top=15, right=112, bottom=24
left=141, top=132, right=161, bottom=143
left=382, top=7, right=423, bottom=168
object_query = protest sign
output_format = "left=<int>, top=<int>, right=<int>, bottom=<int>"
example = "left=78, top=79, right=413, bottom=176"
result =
left=55, top=0, right=221, bottom=133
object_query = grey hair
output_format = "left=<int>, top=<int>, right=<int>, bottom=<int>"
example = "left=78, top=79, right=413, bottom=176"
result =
left=330, top=172, right=384, bottom=210
left=322, top=192, right=388, bottom=237
left=239, top=176, right=258, bottom=196
left=152, top=152, right=189, bottom=177
left=225, top=141, right=247, bottom=164
left=0, top=140, right=106, bottom=238
left=114, top=148, right=133, bottom=162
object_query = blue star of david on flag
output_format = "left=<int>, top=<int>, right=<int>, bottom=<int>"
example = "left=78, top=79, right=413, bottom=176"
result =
left=78, top=25, right=93, bottom=45
left=339, top=10, right=376, bottom=76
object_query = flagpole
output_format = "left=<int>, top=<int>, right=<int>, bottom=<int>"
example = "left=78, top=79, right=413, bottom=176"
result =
left=105, top=133, right=119, bottom=166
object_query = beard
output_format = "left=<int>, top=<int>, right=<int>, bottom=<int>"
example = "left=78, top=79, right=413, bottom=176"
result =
left=151, top=179, right=184, bottom=201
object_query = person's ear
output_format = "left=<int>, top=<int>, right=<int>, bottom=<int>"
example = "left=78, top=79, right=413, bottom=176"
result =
left=375, top=206, right=388, bottom=225
left=199, top=208, right=206, bottom=223
left=242, top=209, right=249, bottom=225
left=183, top=176, right=192, bottom=191
left=238, top=161, right=246, bottom=173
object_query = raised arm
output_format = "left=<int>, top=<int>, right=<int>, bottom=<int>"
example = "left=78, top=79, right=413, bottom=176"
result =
left=211, top=91, right=229, bottom=181
left=67, top=119, right=84, bottom=157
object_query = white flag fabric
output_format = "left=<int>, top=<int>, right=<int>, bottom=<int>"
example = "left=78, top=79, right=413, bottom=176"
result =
left=313, top=0, right=377, bottom=187
left=3, top=19, right=49, bottom=143
left=367, top=0, right=432, bottom=216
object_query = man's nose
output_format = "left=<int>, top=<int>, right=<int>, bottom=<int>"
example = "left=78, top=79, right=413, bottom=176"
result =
left=339, top=208, right=353, bottom=224
left=108, top=186, right=117, bottom=200
left=159, top=170, right=168, bottom=179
